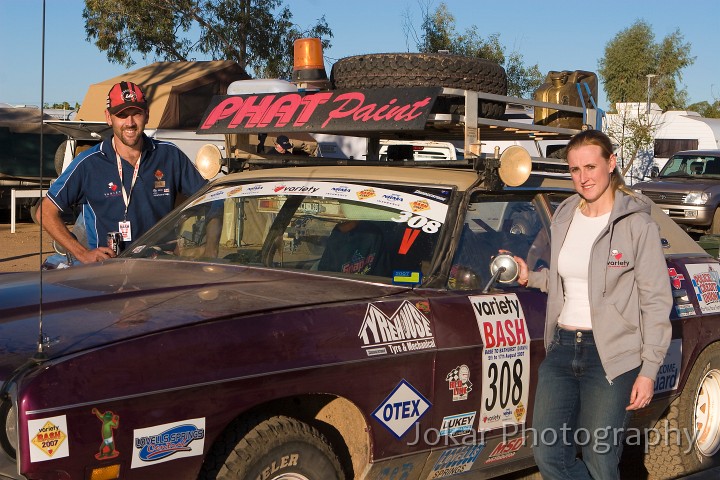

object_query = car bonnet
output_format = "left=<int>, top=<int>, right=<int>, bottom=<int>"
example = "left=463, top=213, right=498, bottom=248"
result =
left=0, top=259, right=405, bottom=376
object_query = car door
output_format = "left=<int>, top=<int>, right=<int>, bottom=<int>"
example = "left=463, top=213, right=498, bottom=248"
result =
left=423, top=191, right=558, bottom=477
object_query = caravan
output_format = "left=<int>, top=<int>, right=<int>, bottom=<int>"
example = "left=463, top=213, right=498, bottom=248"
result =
left=606, top=102, right=720, bottom=179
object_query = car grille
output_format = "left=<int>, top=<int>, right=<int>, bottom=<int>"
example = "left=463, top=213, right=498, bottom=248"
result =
left=643, top=191, right=687, bottom=204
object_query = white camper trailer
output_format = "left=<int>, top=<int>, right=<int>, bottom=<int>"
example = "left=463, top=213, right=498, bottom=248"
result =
left=607, top=103, right=720, bottom=180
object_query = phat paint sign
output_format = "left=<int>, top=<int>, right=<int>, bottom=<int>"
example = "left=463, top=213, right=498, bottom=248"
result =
left=469, top=294, right=530, bottom=431
left=685, top=263, right=720, bottom=313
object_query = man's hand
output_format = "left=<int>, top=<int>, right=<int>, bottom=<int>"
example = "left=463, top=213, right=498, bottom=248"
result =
left=76, top=247, right=117, bottom=264
left=40, top=198, right=116, bottom=264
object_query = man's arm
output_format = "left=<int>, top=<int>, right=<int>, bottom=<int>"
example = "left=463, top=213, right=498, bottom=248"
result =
left=40, top=198, right=115, bottom=263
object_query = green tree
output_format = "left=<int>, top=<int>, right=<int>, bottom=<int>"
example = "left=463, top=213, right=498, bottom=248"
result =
left=687, top=100, right=720, bottom=119
left=83, top=0, right=332, bottom=79
left=44, top=102, right=74, bottom=110
left=405, top=1, right=543, bottom=98
left=598, top=20, right=694, bottom=112
left=605, top=105, right=660, bottom=180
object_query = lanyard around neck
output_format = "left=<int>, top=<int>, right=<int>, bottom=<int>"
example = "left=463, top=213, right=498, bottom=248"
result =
left=112, top=138, right=141, bottom=219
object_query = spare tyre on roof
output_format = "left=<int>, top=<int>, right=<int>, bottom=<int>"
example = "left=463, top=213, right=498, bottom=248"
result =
left=329, top=53, right=508, bottom=119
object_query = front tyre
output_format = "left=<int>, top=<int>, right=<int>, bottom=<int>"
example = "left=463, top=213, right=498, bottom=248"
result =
left=644, top=343, right=720, bottom=479
left=206, top=416, right=345, bottom=480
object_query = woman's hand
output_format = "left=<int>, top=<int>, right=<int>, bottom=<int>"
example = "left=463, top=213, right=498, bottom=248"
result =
left=514, top=255, right=529, bottom=287
left=626, top=375, right=654, bottom=410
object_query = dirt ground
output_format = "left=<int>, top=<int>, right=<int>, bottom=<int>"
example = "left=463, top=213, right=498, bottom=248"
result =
left=0, top=218, right=55, bottom=272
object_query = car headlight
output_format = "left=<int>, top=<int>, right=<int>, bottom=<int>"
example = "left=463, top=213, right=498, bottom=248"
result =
left=685, top=192, right=710, bottom=205
left=0, top=400, right=17, bottom=458
left=633, top=188, right=642, bottom=194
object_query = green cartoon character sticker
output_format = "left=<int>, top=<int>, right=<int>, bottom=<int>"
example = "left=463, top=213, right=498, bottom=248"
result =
left=92, top=408, right=120, bottom=460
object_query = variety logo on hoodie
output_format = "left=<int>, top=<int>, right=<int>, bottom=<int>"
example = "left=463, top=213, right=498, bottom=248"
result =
left=607, top=249, right=630, bottom=268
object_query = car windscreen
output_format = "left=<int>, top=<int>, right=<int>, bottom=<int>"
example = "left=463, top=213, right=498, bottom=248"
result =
left=124, top=180, right=453, bottom=284
left=659, top=154, right=720, bottom=177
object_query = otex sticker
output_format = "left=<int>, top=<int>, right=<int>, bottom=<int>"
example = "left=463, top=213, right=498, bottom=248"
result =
left=372, top=379, right=431, bottom=439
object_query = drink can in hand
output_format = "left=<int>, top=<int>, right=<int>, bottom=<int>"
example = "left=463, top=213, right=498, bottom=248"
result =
left=107, top=232, right=123, bottom=256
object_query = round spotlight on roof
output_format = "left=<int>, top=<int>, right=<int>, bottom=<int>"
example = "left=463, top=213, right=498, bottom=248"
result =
left=498, top=146, right=532, bottom=187
left=195, top=144, right=223, bottom=180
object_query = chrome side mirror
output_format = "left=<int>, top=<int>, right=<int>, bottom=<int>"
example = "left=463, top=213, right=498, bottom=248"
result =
left=483, top=254, right=519, bottom=293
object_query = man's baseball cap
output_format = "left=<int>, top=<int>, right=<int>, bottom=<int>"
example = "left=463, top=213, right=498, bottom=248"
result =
left=106, top=81, right=148, bottom=115
left=276, top=135, right=293, bottom=151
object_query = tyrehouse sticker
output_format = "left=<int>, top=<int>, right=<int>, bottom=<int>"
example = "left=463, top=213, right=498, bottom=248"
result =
left=28, top=415, right=69, bottom=463
left=131, top=418, right=206, bottom=468
left=685, top=263, right=720, bottom=314
left=358, top=300, right=435, bottom=356
left=469, top=294, right=530, bottom=431
left=372, top=379, right=431, bottom=439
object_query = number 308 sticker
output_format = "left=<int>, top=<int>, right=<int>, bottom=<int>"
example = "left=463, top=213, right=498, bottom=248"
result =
left=391, top=211, right=443, bottom=254
left=468, top=294, right=530, bottom=431
left=391, top=211, right=442, bottom=233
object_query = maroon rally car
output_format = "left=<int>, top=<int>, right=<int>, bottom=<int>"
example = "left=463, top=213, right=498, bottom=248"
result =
left=0, top=160, right=719, bottom=480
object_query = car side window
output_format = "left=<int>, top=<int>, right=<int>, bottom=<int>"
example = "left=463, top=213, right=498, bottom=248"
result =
left=448, top=194, right=551, bottom=290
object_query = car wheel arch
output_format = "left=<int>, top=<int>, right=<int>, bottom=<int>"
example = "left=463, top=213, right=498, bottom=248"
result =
left=200, top=394, right=369, bottom=478
left=676, top=335, right=720, bottom=395
left=644, top=340, right=720, bottom=478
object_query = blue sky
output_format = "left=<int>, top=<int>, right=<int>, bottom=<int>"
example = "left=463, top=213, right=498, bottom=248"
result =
left=1, top=0, right=718, bottom=111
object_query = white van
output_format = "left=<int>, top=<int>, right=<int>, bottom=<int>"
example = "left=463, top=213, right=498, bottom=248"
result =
left=378, top=140, right=463, bottom=161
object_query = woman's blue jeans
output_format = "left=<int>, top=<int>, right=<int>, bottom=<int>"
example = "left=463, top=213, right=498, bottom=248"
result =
left=532, top=327, right=640, bottom=479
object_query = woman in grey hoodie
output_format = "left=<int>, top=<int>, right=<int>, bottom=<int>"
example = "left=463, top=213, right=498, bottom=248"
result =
left=515, top=129, right=672, bottom=479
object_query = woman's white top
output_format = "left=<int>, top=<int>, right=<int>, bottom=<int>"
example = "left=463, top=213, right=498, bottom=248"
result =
left=557, top=208, right=611, bottom=330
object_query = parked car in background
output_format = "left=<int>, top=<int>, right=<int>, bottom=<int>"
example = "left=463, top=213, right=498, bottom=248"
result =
left=633, top=150, right=720, bottom=235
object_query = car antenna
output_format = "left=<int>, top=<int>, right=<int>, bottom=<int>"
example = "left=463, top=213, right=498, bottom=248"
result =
left=34, top=0, right=48, bottom=362
left=0, top=3, right=49, bottom=399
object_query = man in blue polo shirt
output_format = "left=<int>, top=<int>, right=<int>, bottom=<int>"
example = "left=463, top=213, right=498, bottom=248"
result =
left=41, top=81, right=208, bottom=264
